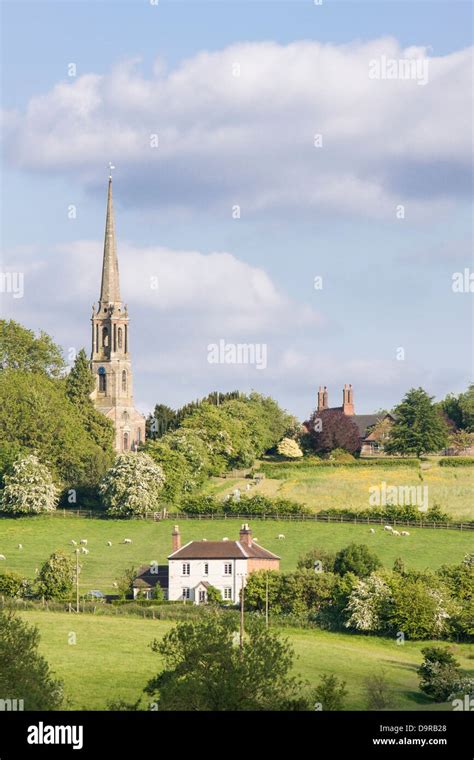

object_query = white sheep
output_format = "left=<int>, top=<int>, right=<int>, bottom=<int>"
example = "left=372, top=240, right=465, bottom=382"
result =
left=384, top=525, right=393, bottom=532
left=80, top=539, right=88, bottom=546
left=70, top=540, right=77, bottom=546
left=0, top=555, right=5, bottom=560
left=106, top=541, right=112, bottom=547
left=400, top=531, right=410, bottom=536
left=123, top=538, right=132, bottom=544
left=112, top=582, right=118, bottom=588
left=17, top=543, right=23, bottom=549
left=254, top=538, right=259, bottom=543
left=222, top=537, right=229, bottom=541
left=392, top=530, right=400, bottom=536
left=277, top=534, right=285, bottom=540
left=369, top=528, right=376, bottom=534
left=81, top=547, right=89, bottom=554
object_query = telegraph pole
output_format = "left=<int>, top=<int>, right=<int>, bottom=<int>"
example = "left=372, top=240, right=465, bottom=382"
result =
left=75, top=549, right=80, bottom=613
left=239, top=576, right=245, bottom=654
left=265, top=575, right=269, bottom=628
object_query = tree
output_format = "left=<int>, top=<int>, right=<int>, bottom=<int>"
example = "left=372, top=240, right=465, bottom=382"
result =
left=36, top=551, right=76, bottom=600
left=344, top=573, right=392, bottom=632
left=389, top=574, right=450, bottom=639
left=385, top=388, right=448, bottom=457
left=243, top=570, right=283, bottom=614
left=277, top=437, right=303, bottom=458
left=0, top=570, right=28, bottom=598
left=205, top=585, right=222, bottom=605
left=0, top=319, right=64, bottom=377
left=99, top=453, right=165, bottom=516
left=305, top=408, right=361, bottom=455
left=146, top=404, right=178, bottom=440
left=0, top=608, right=63, bottom=709
left=145, top=615, right=309, bottom=710
left=364, top=671, right=394, bottom=709
left=458, top=384, right=474, bottom=431
left=334, top=543, right=382, bottom=578
left=145, top=440, right=193, bottom=505
left=313, top=674, right=347, bottom=711
left=116, top=566, right=137, bottom=599
left=297, top=547, right=336, bottom=573
left=417, top=647, right=467, bottom=702
left=1, top=454, right=58, bottom=514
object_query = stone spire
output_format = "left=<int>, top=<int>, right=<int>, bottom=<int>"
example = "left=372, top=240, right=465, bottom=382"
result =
left=99, top=178, right=121, bottom=307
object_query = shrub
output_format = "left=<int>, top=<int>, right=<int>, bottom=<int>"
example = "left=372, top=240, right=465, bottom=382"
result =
left=439, top=457, right=474, bottom=467
left=277, top=438, right=303, bottom=459
left=100, top=453, right=165, bottom=516
left=312, top=674, right=348, bottom=711
left=334, top=543, right=382, bottom=578
left=1, top=454, right=59, bottom=514
left=417, top=647, right=467, bottom=702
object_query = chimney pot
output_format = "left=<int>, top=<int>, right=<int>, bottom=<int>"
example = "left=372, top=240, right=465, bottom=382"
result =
left=172, top=525, right=181, bottom=552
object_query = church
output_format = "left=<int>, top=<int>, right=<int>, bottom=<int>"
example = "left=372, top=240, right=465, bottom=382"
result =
left=90, top=177, right=146, bottom=452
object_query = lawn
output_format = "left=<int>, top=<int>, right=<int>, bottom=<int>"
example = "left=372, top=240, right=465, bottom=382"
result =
left=17, top=609, right=474, bottom=711
left=204, top=461, right=474, bottom=520
left=0, top=515, right=472, bottom=594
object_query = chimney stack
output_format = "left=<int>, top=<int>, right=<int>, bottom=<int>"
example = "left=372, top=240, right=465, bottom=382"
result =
left=342, top=384, right=355, bottom=416
left=317, top=385, right=328, bottom=412
left=172, top=525, right=181, bottom=552
left=239, top=523, right=252, bottom=547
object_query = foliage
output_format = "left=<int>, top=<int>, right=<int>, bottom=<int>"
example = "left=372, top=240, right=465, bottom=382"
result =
left=0, top=570, right=28, bottom=598
left=145, top=440, right=193, bottom=505
left=160, top=428, right=211, bottom=489
left=388, top=574, right=451, bottom=639
left=312, top=674, right=347, bottom=711
left=417, top=647, right=467, bottom=702
left=1, top=454, right=59, bottom=514
left=385, top=388, right=449, bottom=457
left=439, top=384, right=474, bottom=432
left=439, top=457, right=474, bottom=467
left=333, top=543, right=382, bottom=578
left=144, top=614, right=309, bottom=710
left=0, top=319, right=65, bottom=377
left=180, top=493, right=309, bottom=517
left=297, top=547, right=336, bottom=573
left=116, top=566, right=138, bottom=599
left=205, top=585, right=222, bottom=605
left=0, top=607, right=63, bottom=709
left=36, top=551, right=76, bottom=601
left=277, top=437, right=303, bottom=459
left=305, top=408, right=361, bottom=455
left=99, top=453, right=165, bottom=516
left=364, top=671, right=394, bottom=709
left=344, top=572, right=392, bottom=632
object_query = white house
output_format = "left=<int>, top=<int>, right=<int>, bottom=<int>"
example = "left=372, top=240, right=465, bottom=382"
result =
left=167, top=524, right=280, bottom=604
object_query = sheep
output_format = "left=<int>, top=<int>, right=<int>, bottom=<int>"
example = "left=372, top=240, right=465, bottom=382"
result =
left=17, top=543, right=23, bottom=549
left=70, top=540, right=77, bottom=546
left=106, top=541, right=112, bottom=547
left=277, top=534, right=285, bottom=540
left=123, top=538, right=132, bottom=544
left=392, top=530, right=401, bottom=536
left=222, top=537, right=229, bottom=541
left=384, top=525, right=393, bottom=532
left=253, top=538, right=259, bottom=543
left=80, top=539, right=88, bottom=546
left=369, top=528, right=376, bottom=534
left=0, top=555, right=5, bottom=560
left=81, top=547, right=89, bottom=554
left=112, top=582, right=118, bottom=588
left=400, top=531, right=410, bottom=536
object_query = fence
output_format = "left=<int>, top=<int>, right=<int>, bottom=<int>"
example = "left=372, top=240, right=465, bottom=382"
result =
left=19, top=508, right=474, bottom=532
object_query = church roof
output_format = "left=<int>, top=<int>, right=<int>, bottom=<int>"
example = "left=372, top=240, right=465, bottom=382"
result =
left=99, top=178, right=121, bottom=307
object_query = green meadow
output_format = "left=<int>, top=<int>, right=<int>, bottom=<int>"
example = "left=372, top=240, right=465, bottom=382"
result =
left=0, top=515, right=472, bottom=594
left=17, top=609, right=474, bottom=711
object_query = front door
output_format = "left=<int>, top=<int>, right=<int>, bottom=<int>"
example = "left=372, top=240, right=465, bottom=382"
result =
left=199, top=590, right=206, bottom=604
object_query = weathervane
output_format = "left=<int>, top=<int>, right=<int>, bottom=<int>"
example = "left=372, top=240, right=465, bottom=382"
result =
left=108, top=162, right=115, bottom=180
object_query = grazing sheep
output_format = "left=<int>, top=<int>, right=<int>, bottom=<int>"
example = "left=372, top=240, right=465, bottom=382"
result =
left=384, top=525, right=393, bottom=532
left=253, top=538, right=259, bottom=543
left=80, top=539, right=88, bottom=546
left=112, top=582, right=118, bottom=588
left=400, top=531, right=410, bottom=536
left=392, top=530, right=400, bottom=536
left=70, top=540, right=77, bottom=546
left=369, top=528, right=376, bottom=534
left=123, top=538, right=132, bottom=544
left=81, top=547, right=89, bottom=554
left=17, top=543, right=23, bottom=549
left=0, top=555, right=5, bottom=560
left=106, top=541, right=112, bottom=547
left=277, top=534, right=285, bottom=540
left=222, top=537, right=229, bottom=541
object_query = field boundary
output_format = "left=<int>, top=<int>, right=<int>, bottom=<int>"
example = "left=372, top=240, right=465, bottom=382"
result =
left=4, top=509, right=472, bottom=531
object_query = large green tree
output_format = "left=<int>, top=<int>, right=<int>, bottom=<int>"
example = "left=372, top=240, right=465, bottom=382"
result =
left=385, top=388, right=448, bottom=457
left=0, top=319, right=65, bottom=377
left=36, top=550, right=76, bottom=601
left=144, top=614, right=309, bottom=711
left=0, top=608, right=63, bottom=709
left=100, top=453, right=165, bottom=516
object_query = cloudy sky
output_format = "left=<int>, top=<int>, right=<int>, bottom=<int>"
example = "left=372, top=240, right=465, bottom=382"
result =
left=1, top=0, right=472, bottom=419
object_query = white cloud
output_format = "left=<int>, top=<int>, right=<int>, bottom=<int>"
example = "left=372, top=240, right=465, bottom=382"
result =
left=3, top=39, right=472, bottom=218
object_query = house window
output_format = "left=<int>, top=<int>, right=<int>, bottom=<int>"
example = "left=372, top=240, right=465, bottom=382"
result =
left=223, top=588, right=232, bottom=600
left=182, top=588, right=190, bottom=600
left=182, top=563, right=190, bottom=576
left=224, top=563, right=232, bottom=575
left=204, top=563, right=209, bottom=575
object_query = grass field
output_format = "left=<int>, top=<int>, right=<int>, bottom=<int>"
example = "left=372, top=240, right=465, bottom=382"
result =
left=204, top=461, right=474, bottom=520
left=18, top=609, right=474, bottom=711
left=1, top=515, right=472, bottom=594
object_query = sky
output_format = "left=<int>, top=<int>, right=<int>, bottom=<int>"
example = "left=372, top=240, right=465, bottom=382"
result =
left=1, top=0, right=473, bottom=420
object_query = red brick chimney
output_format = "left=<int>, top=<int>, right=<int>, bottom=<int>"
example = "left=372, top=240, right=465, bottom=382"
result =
left=239, top=523, right=252, bottom=547
left=342, top=384, right=355, bottom=416
left=172, top=525, right=181, bottom=552
left=317, top=385, right=328, bottom=411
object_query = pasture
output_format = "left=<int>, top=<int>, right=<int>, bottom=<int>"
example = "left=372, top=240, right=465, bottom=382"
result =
left=17, top=609, right=474, bottom=711
left=204, top=460, right=474, bottom=520
left=0, top=515, right=472, bottom=594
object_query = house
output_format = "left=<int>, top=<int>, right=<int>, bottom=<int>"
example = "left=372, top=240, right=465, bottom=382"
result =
left=314, top=384, right=394, bottom=456
left=132, top=563, right=169, bottom=600
left=167, top=524, right=280, bottom=604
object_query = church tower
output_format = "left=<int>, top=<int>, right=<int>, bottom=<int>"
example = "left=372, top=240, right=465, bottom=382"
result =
left=90, top=176, right=146, bottom=452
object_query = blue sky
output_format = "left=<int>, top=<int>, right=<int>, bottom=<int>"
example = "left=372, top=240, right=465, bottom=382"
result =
left=1, top=0, right=473, bottom=419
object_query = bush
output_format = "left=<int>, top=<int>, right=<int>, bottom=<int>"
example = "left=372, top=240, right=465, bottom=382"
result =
left=333, top=543, right=382, bottom=578
left=439, top=457, right=474, bottom=467
left=277, top=438, right=303, bottom=459
left=417, top=647, right=467, bottom=702
left=1, top=454, right=59, bottom=515
left=312, top=674, right=348, bottom=711
left=180, top=495, right=221, bottom=514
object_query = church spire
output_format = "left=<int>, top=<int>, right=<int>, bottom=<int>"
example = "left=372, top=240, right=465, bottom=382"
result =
left=99, top=177, right=121, bottom=306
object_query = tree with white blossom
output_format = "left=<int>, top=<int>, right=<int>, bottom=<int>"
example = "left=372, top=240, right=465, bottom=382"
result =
left=0, top=454, right=58, bottom=514
left=99, top=453, right=165, bottom=516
